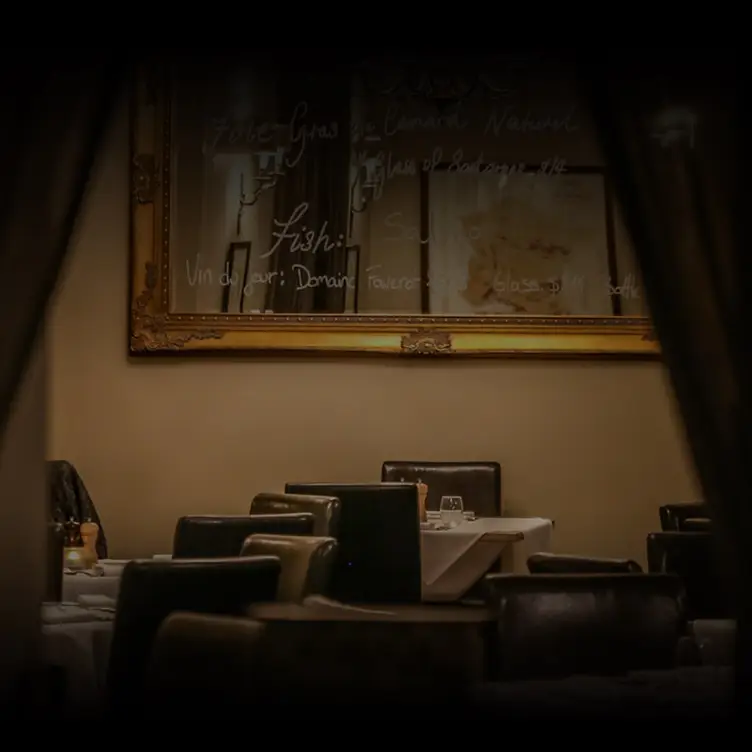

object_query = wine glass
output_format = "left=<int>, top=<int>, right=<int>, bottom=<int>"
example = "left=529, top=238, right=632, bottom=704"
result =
left=439, top=496, right=464, bottom=528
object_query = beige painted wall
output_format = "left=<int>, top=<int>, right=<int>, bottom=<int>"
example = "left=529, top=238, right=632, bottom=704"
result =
left=48, top=100, right=700, bottom=565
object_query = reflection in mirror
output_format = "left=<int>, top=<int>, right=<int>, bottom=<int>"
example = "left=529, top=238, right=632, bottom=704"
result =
left=169, top=57, right=646, bottom=318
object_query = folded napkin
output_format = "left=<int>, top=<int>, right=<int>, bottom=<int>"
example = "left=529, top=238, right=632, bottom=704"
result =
left=77, top=594, right=117, bottom=610
left=42, top=603, right=114, bottom=624
left=64, top=566, right=103, bottom=577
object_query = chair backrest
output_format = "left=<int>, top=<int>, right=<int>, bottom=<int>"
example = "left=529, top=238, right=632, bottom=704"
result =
left=250, top=492, right=340, bottom=537
left=381, top=461, right=501, bottom=517
left=285, top=482, right=421, bottom=603
left=172, top=513, right=315, bottom=558
left=484, top=573, right=684, bottom=680
left=145, top=612, right=268, bottom=711
left=527, top=552, right=643, bottom=574
left=146, top=608, right=489, bottom=708
left=108, top=556, right=280, bottom=707
left=646, top=531, right=731, bottom=619
left=241, top=534, right=338, bottom=601
left=659, top=502, right=710, bottom=531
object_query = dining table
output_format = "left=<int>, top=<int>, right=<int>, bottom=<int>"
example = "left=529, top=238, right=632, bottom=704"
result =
left=62, top=518, right=554, bottom=608
left=41, top=601, right=115, bottom=712
left=421, top=517, right=553, bottom=602
left=62, top=559, right=129, bottom=602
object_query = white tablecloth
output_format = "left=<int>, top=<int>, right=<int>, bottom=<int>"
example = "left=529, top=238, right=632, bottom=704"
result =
left=421, top=517, right=553, bottom=602
left=62, top=560, right=128, bottom=602
left=41, top=603, right=115, bottom=712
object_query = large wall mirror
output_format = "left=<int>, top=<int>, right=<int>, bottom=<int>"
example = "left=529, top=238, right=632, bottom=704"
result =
left=130, top=54, right=658, bottom=356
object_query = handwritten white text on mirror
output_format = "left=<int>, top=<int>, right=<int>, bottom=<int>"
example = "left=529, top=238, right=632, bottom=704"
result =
left=204, top=101, right=339, bottom=162
left=382, top=101, right=469, bottom=136
left=185, top=255, right=279, bottom=292
left=354, top=146, right=528, bottom=198
left=204, top=118, right=277, bottom=153
left=262, top=202, right=345, bottom=259
left=285, top=101, right=339, bottom=168
left=186, top=255, right=641, bottom=300
left=484, top=105, right=579, bottom=136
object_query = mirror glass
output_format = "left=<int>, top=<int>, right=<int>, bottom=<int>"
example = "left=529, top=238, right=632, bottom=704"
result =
left=168, top=55, right=646, bottom=318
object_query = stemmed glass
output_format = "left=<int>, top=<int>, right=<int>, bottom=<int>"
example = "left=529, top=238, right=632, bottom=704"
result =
left=439, top=496, right=464, bottom=528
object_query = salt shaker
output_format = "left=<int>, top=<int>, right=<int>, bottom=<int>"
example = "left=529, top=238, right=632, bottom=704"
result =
left=80, top=521, right=100, bottom=568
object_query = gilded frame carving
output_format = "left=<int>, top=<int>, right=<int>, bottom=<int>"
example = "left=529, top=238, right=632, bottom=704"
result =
left=129, top=64, right=659, bottom=358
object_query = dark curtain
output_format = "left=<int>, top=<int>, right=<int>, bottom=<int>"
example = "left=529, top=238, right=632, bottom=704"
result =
left=0, top=59, right=124, bottom=437
left=0, top=57, right=123, bottom=706
left=582, top=52, right=749, bottom=710
left=265, top=70, right=351, bottom=313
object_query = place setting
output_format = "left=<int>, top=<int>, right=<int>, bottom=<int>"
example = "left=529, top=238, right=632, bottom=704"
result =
left=422, top=495, right=476, bottom=530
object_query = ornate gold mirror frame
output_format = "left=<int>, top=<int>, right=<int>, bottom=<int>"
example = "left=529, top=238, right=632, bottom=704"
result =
left=129, top=64, right=659, bottom=358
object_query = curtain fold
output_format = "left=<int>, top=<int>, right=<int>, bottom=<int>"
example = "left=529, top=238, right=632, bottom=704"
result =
left=0, top=56, right=124, bottom=709
left=581, top=51, right=749, bottom=710
left=0, top=58, right=125, bottom=436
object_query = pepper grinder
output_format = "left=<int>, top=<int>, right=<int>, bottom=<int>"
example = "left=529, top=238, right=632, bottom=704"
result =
left=417, top=479, right=428, bottom=523
left=80, top=521, right=100, bottom=569
left=62, top=519, right=86, bottom=571
left=63, top=518, right=83, bottom=547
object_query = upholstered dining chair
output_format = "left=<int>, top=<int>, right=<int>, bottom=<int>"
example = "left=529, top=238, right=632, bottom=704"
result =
left=285, top=482, right=422, bottom=604
left=172, top=513, right=314, bottom=559
left=250, top=492, right=341, bottom=537
left=659, top=502, right=710, bottom=531
left=145, top=612, right=268, bottom=712
left=107, top=556, right=280, bottom=712
left=241, top=534, right=338, bottom=601
left=381, top=461, right=502, bottom=517
left=484, top=573, right=684, bottom=680
left=646, top=531, right=731, bottom=620
left=527, top=553, right=643, bottom=574
left=683, top=518, right=712, bottom=531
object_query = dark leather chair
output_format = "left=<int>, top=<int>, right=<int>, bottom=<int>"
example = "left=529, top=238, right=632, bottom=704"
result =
left=172, top=513, right=315, bottom=559
left=683, top=518, right=711, bottom=532
left=285, top=482, right=421, bottom=603
left=250, top=492, right=340, bottom=537
left=527, top=553, right=642, bottom=574
left=690, top=619, right=736, bottom=666
left=146, top=607, right=492, bottom=712
left=107, top=556, right=280, bottom=710
left=659, top=502, right=709, bottom=531
left=646, top=531, right=731, bottom=619
left=145, top=613, right=268, bottom=712
left=381, top=461, right=501, bottom=517
left=47, top=460, right=108, bottom=558
left=241, top=534, right=338, bottom=601
left=484, top=573, right=684, bottom=680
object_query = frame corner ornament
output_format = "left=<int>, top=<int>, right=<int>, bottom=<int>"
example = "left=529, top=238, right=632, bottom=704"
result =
left=130, top=262, right=223, bottom=352
left=400, top=330, right=453, bottom=355
left=132, top=154, right=158, bottom=204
